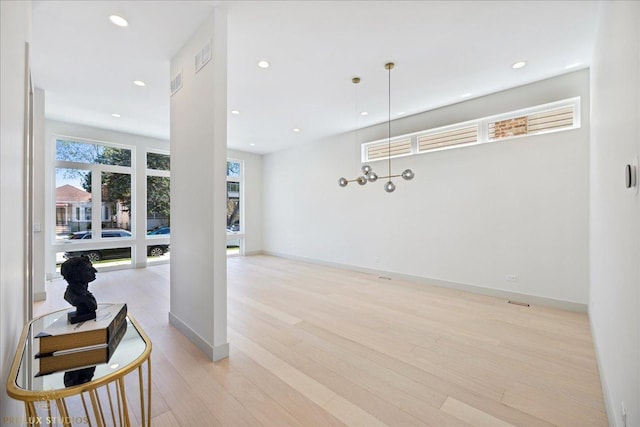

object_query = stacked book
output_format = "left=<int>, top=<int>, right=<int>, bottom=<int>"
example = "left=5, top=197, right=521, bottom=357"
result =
left=35, top=303, right=128, bottom=376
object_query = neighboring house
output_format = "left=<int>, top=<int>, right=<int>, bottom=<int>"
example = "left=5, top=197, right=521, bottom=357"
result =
left=56, top=184, right=130, bottom=235
left=55, top=184, right=92, bottom=235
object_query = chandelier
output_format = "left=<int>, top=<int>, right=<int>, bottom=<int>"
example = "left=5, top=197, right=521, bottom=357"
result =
left=338, top=62, right=414, bottom=192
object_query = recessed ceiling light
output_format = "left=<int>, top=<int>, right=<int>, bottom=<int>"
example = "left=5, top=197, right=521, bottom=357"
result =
left=133, top=80, right=146, bottom=87
left=565, top=62, right=581, bottom=69
left=293, top=128, right=301, bottom=133
left=109, top=15, right=128, bottom=27
left=231, top=110, right=240, bottom=115
left=257, top=60, right=270, bottom=69
left=111, top=113, right=121, bottom=118
left=249, top=143, right=256, bottom=147
left=396, top=112, right=405, bottom=116
left=512, top=60, right=527, bottom=69
left=360, top=111, right=368, bottom=116
left=461, top=93, right=472, bottom=98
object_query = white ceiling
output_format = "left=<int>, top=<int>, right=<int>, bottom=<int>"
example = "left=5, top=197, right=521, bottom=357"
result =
left=32, top=0, right=600, bottom=154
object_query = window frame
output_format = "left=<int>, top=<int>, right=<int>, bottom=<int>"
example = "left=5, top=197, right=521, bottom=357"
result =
left=361, top=97, right=581, bottom=162
left=226, top=158, right=244, bottom=257
left=52, top=135, right=135, bottom=272
left=145, top=149, right=171, bottom=264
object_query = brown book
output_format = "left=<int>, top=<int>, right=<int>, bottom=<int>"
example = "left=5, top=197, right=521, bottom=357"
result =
left=35, top=303, right=127, bottom=355
left=35, top=321, right=127, bottom=376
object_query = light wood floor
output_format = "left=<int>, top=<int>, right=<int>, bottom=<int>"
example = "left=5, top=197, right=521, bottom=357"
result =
left=35, top=255, right=607, bottom=426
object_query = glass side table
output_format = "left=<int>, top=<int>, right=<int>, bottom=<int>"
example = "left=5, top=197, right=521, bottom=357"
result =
left=6, top=305, right=152, bottom=427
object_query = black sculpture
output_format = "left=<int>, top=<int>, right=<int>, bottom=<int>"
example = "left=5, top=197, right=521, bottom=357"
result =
left=63, top=366, right=96, bottom=387
left=60, top=256, right=98, bottom=324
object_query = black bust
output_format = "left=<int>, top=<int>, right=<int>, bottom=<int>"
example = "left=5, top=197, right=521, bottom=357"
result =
left=60, top=256, right=98, bottom=324
left=64, top=366, right=96, bottom=387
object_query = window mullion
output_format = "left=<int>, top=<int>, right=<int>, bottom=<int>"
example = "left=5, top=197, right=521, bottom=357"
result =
left=92, top=165, right=102, bottom=239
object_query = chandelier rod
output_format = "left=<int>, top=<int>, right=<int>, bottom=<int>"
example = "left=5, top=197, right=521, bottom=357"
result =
left=337, top=61, right=413, bottom=192
left=354, top=77, right=360, bottom=149
left=343, top=173, right=402, bottom=184
left=387, top=63, right=392, bottom=180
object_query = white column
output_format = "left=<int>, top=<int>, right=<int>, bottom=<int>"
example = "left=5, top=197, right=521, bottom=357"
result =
left=1, top=0, right=31, bottom=418
left=169, top=7, right=228, bottom=361
left=589, top=2, right=640, bottom=426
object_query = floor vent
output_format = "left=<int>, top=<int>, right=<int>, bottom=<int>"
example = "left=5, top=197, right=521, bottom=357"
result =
left=378, top=276, right=392, bottom=280
left=508, top=300, right=530, bottom=307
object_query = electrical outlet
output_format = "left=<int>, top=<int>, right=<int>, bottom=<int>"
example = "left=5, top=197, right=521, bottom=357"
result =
left=505, top=274, right=518, bottom=282
left=621, top=402, right=626, bottom=427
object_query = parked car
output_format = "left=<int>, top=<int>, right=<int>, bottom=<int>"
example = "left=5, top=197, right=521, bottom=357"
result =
left=68, top=229, right=131, bottom=239
left=64, top=229, right=169, bottom=262
left=146, top=245, right=169, bottom=257
left=146, top=227, right=170, bottom=257
left=147, top=226, right=170, bottom=235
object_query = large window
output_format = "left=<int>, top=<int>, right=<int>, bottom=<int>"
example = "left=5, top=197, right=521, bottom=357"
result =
left=227, top=160, right=243, bottom=255
left=146, top=151, right=171, bottom=264
left=56, top=139, right=131, bottom=166
left=56, top=167, right=92, bottom=235
left=101, top=171, right=132, bottom=230
left=361, top=97, right=580, bottom=162
left=54, top=138, right=133, bottom=270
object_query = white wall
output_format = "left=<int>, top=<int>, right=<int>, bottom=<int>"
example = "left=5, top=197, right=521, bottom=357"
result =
left=264, top=70, right=590, bottom=308
left=228, top=149, right=263, bottom=254
left=169, top=8, right=229, bottom=360
left=33, top=88, right=46, bottom=300
left=589, top=2, right=640, bottom=426
left=1, top=0, right=31, bottom=419
left=41, top=119, right=170, bottom=279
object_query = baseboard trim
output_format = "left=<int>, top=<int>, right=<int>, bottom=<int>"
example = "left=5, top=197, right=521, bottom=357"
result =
left=168, top=311, right=229, bottom=361
left=261, top=251, right=587, bottom=313
left=588, top=308, right=615, bottom=427
left=213, top=342, right=230, bottom=361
